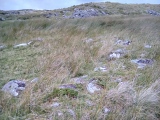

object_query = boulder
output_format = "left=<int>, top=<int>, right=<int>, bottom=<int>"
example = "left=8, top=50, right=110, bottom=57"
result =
left=2, top=80, right=26, bottom=96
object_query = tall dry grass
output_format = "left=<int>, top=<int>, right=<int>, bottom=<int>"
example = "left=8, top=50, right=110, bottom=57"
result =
left=0, top=15, right=160, bottom=119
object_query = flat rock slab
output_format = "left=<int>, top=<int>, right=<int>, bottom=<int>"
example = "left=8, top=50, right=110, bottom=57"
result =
left=131, top=59, right=154, bottom=68
left=2, top=80, right=26, bottom=96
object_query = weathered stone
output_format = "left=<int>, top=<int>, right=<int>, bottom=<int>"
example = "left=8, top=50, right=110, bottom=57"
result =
left=115, top=40, right=131, bottom=45
left=2, top=80, right=26, bottom=96
left=51, top=102, right=60, bottom=107
left=108, top=49, right=126, bottom=60
left=70, top=75, right=88, bottom=84
left=0, top=17, right=5, bottom=21
left=13, top=41, right=33, bottom=48
left=70, top=8, right=106, bottom=18
left=59, top=84, right=77, bottom=90
left=103, top=107, right=110, bottom=114
left=94, top=66, right=107, bottom=72
left=131, top=59, right=154, bottom=68
left=0, top=45, right=6, bottom=50
left=144, top=45, right=152, bottom=48
left=86, top=79, right=102, bottom=93
left=147, top=10, right=160, bottom=16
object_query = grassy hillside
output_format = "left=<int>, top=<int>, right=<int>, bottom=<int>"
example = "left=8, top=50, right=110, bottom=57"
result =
left=0, top=2, right=160, bottom=120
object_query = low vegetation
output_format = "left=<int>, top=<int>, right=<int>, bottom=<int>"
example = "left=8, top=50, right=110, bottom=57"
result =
left=0, top=2, right=160, bottom=120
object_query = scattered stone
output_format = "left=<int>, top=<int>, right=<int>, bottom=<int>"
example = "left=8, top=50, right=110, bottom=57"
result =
left=57, top=110, right=63, bottom=116
left=115, top=40, right=131, bottom=46
left=0, top=17, right=5, bottom=21
left=131, top=59, right=154, bottom=68
left=114, top=78, right=122, bottom=83
left=123, top=40, right=132, bottom=45
left=144, top=45, right=152, bottom=48
left=87, top=79, right=102, bottom=93
left=70, top=75, right=88, bottom=84
left=103, top=107, right=110, bottom=114
left=13, top=41, right=33, bottom=48
left=85, top=38, right=93, bottom=43
left=147, top=10, right=160, bottom=16
left=71, top=8, right=106, bottom=18
left=2, top=80, right=26, bottom=96
left=51, top=102, right=60, bottom=107
left=94, top=66, right=107, bottom=72
left=44, top=13, right=52, bottom=18
left=0, top=45, right=7, bottom=51
left=108, top=49, right=126, bottom=60
left=59, top=84, right=77, bottom=90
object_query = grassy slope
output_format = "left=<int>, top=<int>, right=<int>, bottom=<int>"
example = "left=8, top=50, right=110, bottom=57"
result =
left=0, top=5, right=160, bottom=120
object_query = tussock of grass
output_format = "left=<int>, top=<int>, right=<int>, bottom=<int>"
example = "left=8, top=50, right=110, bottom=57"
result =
left=105, top=80, right=160, bottom=120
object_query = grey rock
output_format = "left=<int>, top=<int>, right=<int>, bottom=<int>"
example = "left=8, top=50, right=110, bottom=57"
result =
left=70, top=75, right=88, bottom=84
left=94, top=66, right=107, bottom=72
left=2, top=80, right=26, bottom=96
left=0, top=17, right=5, bottom=21
left=86, top=79, right=102, bottom=93
left=103, top=107, right=110, bottom=114
left=108, top=49, right=126, bottom=60
left=144, top=45, right=151, bottom=48
left=0, top=45, right=7, bottom=50
left=51, top=102, right=60, bottom=107
left=147, top=10, right=160, bottom=16
left=115, top=40, right=132, bottom=45
left=131, top=59, right=154, bottom=69
left=59, top=84, right=77, bottom=90
left=71, top=8, right=106, bottom=18
left=13, top=41, right=33, bottom=48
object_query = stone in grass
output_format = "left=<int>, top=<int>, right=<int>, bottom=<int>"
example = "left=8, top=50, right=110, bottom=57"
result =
left=13, top=41, right=33, bottom=48
left=70, top=75, right=88, bottom=84
left=131, top=59, right=154, bottom=69
left=115, top=40, right=132, bottom=45
left=86, top=79, right=102, bottom=94
left=144, top=45, right=152, bottom=48
left=59, top=84, right=77, bottom=90
left=51, top=102, right=60, bottom=108
left=103, top=107, right=110, bottom=114
left=2, top=80, right=26, bottom=96
left=108, top=49, right=126, bottom=60
left=94, top=66, right=107, bottom=72
left=0, top=45, right=7, bottom=51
